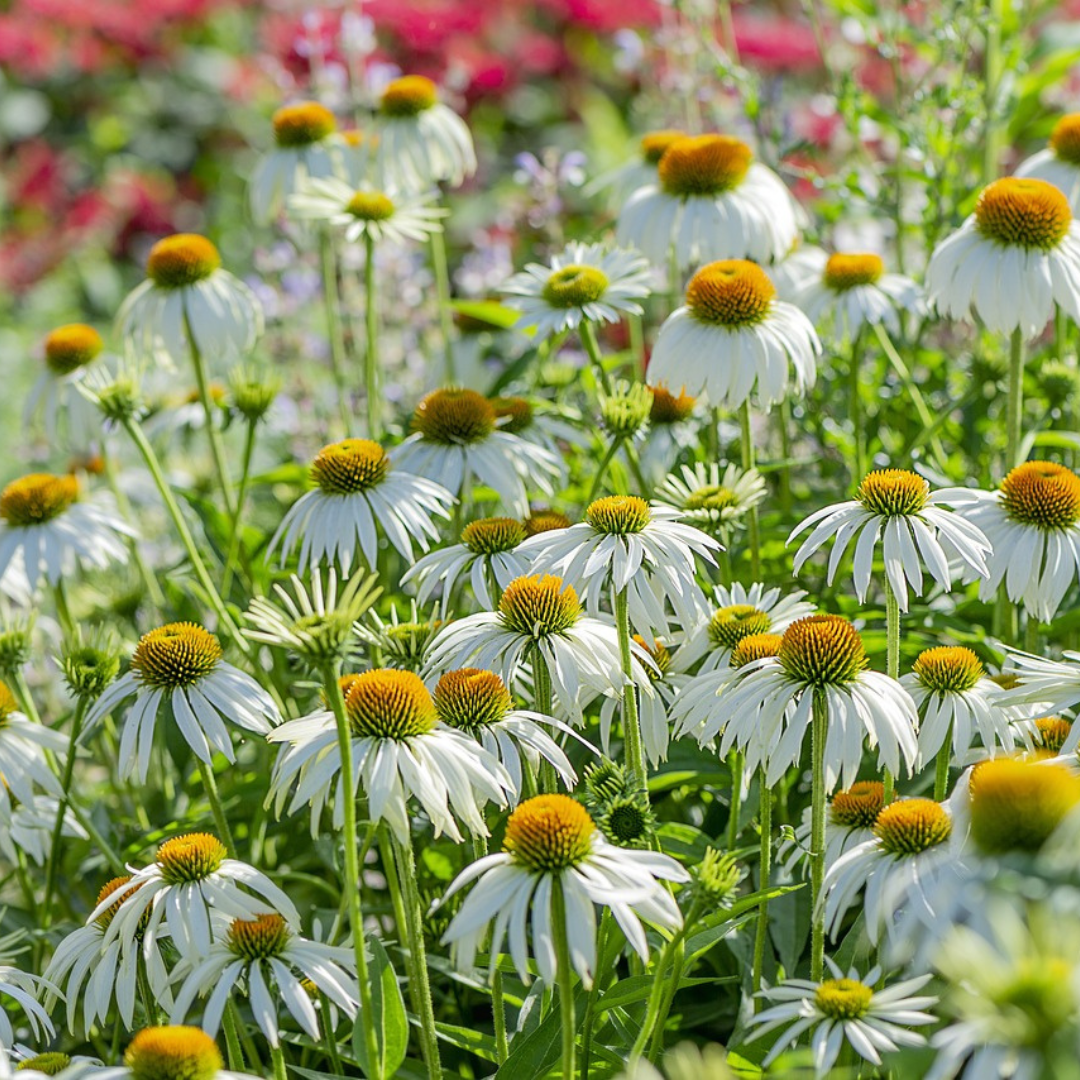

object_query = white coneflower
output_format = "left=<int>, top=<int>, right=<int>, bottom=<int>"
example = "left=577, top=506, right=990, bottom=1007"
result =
left=267, top=668, right=511, bottom=843
left=587, top=129, right=687, bottom=204
left=24, top=324, right=109, bottom=445
left=269, top=438, right=454, bottom=575
left=438, top=794, right=688, bottom=986
left=793, top=250, right=923, bottom=339
left=616, top=134, right=800, bottom=268
left=169, top=913, right=358, bottom=1047
left=249, top=101, right=348, bottom=225
left=790, top=468, right=991, bottom=611
left=637, top=385, right=701, bottom=486
left=43, top=874, right=172, bottom=1037
left=501, top=242, right=652, bottom=339
left=0, top=681, right=65, bottom=812
left=647, top=260, right=820, bottom=410
left=94, top=1026, right=260, bottom=1080
left=952, top=461, right=1080, bottom=622
left=287, top=176, right=446, bottom=245
left=518, top=495, right=718, bottom=639
left=402, top=517, right=531, bottom=610
left=0, top=963, right=55, bottom=1046
left=83, top=622, right=280, bottom=782
left=926, top=177, right=1080, bottom=338
left=117, top=234, right=264, bottom=369
left=748, top=961, right=936, bottom=1078
left=1014, top=113, right=1080, bottom=213
left=779, top=780, right=886, bottom=876
left=92, top=832, right=299, bottom=959
left=424, top=574, right=654, bottom=721
left=0, top=792, right=85, bottom=866
left=654, top=461, right=766, bottom=540
left=0, top=472, right=135, bottom=594
left=373, top=75, right=476, bottom=191
left=994, top=649, right=1080, bottom=742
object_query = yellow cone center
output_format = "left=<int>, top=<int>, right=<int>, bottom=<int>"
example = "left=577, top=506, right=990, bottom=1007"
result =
left=130, top=623, right=223, bottom=689
left=146, top=234, right=221, bottom=289
left=504, top=794, right=595, bottom=872
left=1000, top=460, right=1080, bottom=530
left=310, top=439, right=389, bottom=494
left=0, top=473, right=79, bottom=527
left=658, top=134, right=752, bottom=197
left=686, top=259, right=776, bottom=327
left=974, top=178, right=1071, bottom=250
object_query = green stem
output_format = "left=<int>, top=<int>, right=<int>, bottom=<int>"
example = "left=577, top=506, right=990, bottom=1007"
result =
left=810, top=688, right=827, bottom=982
left=1025, top=616, right=1040, bottom=653
left=196, top=758, right=237, bottom=858
left=53, top=579, right=76, bottom=641
left=429, top=227, right=457, bottom=384
left=319, top=227, right=354, bottom=436
left=120, top=416, right=247, bottom=649
left=726, top=752, right=743, bottom=849
left=379, top=828, right=410, bottom=950
left=492, top=969, right=509, bottom=1065
left=579, top=321, right=613, bottom=395
left=223, top=1000, right=245, bottom=1071
left=777, top=398, right=793, bottom=516
left=983, top=0, right=1005, bottom=183
left=185, top=310, right=236, bottom=518
left=364, top=233, right=382, bottom=441
left=532, top=652, right=557, bottom=793
left=614, top=587, right=646, bottom=795
left=933, top=720, right=953, bottom=803
left=751, top=777, right=772, bottom=999
left=1006, top=327, right=1025, bottom=469
left=629, top=313, right=646, bottom=377
left=221, top=418, right=258, bottom=598
left=579, top=911, right=612, bottom=1079
left=392, top=835, right=442, bottom=1080
left=883, top=578, right=901, bottom=804
left=585, top=437, right=622, bottom=504
left=270, top=1045, right=287, bottom=1080
left=629, top=924, right=687, bottom=1061
left=739, top=401, right=761, bottom=579
left=551, top=881, right=577, bottom=1080
left=319, top=663, right=380, bottom=1075
left=137, top=955, right=160, bottom=1025
left=848, top=330, right=866, bottom=483
left=317, top=989, right=344, bottom=1074
left=42, top=696, right=88, bottom=928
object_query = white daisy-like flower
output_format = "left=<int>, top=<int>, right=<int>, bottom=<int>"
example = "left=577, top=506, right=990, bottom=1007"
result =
left=0, top=472, right=135, bottom=593
left=24, top=324, right=109, bottom=447
left=268, top=438, right=455, bottom=575
left=402, top=516, right=531, bottom=610
left=266, top=668, right=512, bottom=844
left=91, top=832, right=299, bottom=960
left=287, top=175, right=446, bottom=245
left=393, top=388, right=561, bottom=518
left=951, top=460, right=1080, bottom=622
left=637, top=385, right=702, bottom=487
left=586, top=129, right=686, bottom=205
left=789, top=468, right=992, bottom=611
left=901, top=645, right=1017, bottom=769
left=927, top=902, right=1080, bottom=1080
left=501, top=242, right=652, bottom=340
left=616, top=134, right=800, bottom=268
left=43, top=874, right=172, bottom=1037
left=926, top=176, right=1080, bottom=338
left=117, top=233, right=264, bottom=370
left=1014, top=113, right=1080, bottom=214
left=748, top=960, right=936, bottom=1078
left=821, top=796, right=955, bottom=946
left=373, top=75, right=476, bottom=191
left=437, top=793, right=688, bottom=987
left=169, top=913, right=358, bottom=1047
left=93, top=1026, right=261, bottom=1080
left=82, top=622, right=280, bottom=782
left=431, top=668, right=581, bottom=795
left=779, top=780, right=885, bottom=877
left=7, top=1049, right=100, bottom=1079
left=793, top=249, right=923, bottom=339
left=518, top=495, right=718, bottom=639
left=424, top=574, right=654, bottom=722
left=654, top=461, right=766, bottom=540
left=712, top=614, right=919, bottom=790
left=249, top=102, right=359, bottom=225
left=647, top=259, right=820, bottom=410
left=0, top=792, right=85, bottom=867
left=0, top=681, right=65, bottom=812
left=994, top=648, right=1080, bottom=742
left=768, top=242, right=828, bottom=302
left=0, top=963, right=55, bottom=1047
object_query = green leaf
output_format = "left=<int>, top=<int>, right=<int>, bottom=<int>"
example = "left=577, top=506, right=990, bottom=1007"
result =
left=434, top=1022, right=498, bottom=1063
left=493, top=986, right=586, bottom=1080
left=450, top=298, right=522, bottom=330
left=597, top=974, right=735, bottom=1013
left=352, top=937, right=408, bottom=1080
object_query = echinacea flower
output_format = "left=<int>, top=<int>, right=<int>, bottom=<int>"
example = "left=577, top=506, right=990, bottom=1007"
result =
left=748, top=961, right=936, bottom=1078
left=374, top=75, right=476, bottom=191
left=501, top=243, right=652, bottom=339
left=712, top=615, right=919, bottom=789
left=393, top=389, right=561, bottom=517
left=926, top=177, right=1080, bottom=338
left=249, top=101, right=348, bottom=225
left=287, top=177, right=446, bottom=246
left=792, top=250, right=923, bottom=339
left=437, top=794, right=688, bottom=986
left=587, top=129, right=687, bottom=205
left=0, top=792, right=85, bottom=867
left=654, top=461, right=766, bottom=540
left=117, top=234, right=264, bottom=370
left=647, top=260, right=820, bottom=410
left=994, top=649, right=1080, bottom=743
left=266, top=668, right=512, bottom=843
left=518, top=495, right=719, bottom=639
left=616, top=134, right=800, bottom=268
left=92, top=833, right=299, bottom=960
left=952, top=461, right=1080, bottom=622
left=24, top=324, right=109, bottom=446
left=432, top=668, right=579, bottom=794
left=424, top=574, right=654, bottom=721
left=268, top=438, right=455, bottom=575
left=637, top=385, right=701, bottom=485
left=780, top=780, right=886, bottom=876
left=94, top=1026, right=260, bottom=1080
left=43, top=875, right=172, bottom=1037
left=83, top=623, right=280, bottom=781
left=0, top=963, right=55, bottom=1047
left=789, top=468, right=991, bottom=611
left=402, top=517, right=531, bottom=610
left=169, top=913, right=358, bottom=1047
left=0, top=473, right=135, bottom=594
left=1014, top=113, right=1080, bottom=213
left=0, top=681, right=65, bottom=813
